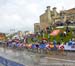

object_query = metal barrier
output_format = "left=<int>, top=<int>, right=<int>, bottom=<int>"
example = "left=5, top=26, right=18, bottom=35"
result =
left=0, top=56, right=24, bottom=66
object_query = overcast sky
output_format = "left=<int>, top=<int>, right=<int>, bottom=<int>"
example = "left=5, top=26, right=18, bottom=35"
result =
left=0, top=0, right=75, bottom=33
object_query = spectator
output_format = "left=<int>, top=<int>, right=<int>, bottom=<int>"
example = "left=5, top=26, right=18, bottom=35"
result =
left=68, top=39, right=72, bottom=46
left=53, top=39, right=57, bottom=50
left=48, top=34, right=50, bottom=42
left=63, top=31, right=67, bottom=37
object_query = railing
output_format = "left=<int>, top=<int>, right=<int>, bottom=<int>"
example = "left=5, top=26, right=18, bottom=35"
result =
left=0, top=56, right=24, bottom=66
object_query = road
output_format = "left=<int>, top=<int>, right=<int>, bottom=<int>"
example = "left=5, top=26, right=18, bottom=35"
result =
left=0, top=47, right=75, bottom=66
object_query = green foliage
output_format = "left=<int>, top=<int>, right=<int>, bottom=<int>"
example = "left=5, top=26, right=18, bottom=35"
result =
left=36, top=28, right=73, bottom=43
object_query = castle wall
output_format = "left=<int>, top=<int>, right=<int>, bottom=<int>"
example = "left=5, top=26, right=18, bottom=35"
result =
left=40, top=6, right=52, bottom=30
left=34, top=23, right=40, bottom=33
left=34, top=6, right=75, bottom=32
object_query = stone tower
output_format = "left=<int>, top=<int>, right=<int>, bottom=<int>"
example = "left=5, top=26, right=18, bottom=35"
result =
left=46, top=6, right=52, bottom=24
left=53, top=7, right=57, bottom=17
left=40, top=6, right=52, bottom=30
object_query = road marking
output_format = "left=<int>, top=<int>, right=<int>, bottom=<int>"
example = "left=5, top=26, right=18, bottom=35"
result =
left=45, top=57, right=75, bottom=63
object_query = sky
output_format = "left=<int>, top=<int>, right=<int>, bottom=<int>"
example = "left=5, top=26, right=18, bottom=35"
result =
left=0, top=0, right=75, bottom=33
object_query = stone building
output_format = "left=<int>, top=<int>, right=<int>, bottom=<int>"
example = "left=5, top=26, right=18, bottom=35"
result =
left=34, top=23, right=40, bottom=33
left=34, top=6, right=75, bottom=32
left=63, top=8, right=75, bottom=22
left=40, top=6, right=60, bottom=30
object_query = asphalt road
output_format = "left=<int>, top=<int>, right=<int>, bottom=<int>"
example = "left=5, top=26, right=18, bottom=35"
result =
left=0, top=47, right=75, bottom=66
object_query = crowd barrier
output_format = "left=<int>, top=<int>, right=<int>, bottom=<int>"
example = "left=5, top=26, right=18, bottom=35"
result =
left=0, top=56, right=24, bottom=66
left=7, top=43, right=75, bottom=54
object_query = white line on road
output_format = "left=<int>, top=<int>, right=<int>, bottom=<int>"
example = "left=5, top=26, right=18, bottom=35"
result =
left=45, top=57, right=75, bottom=63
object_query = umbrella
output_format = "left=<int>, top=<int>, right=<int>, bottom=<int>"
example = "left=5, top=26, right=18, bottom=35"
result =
left=50, top=30, right=60, bottom=36
left=42, top=38, right=47, bottom=40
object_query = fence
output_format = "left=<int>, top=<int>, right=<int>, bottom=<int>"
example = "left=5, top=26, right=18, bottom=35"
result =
left=0, top=56, right=24, bottom=66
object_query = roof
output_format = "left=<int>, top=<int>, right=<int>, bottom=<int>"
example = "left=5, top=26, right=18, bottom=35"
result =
left=65, top=8, right=75, bottom=14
